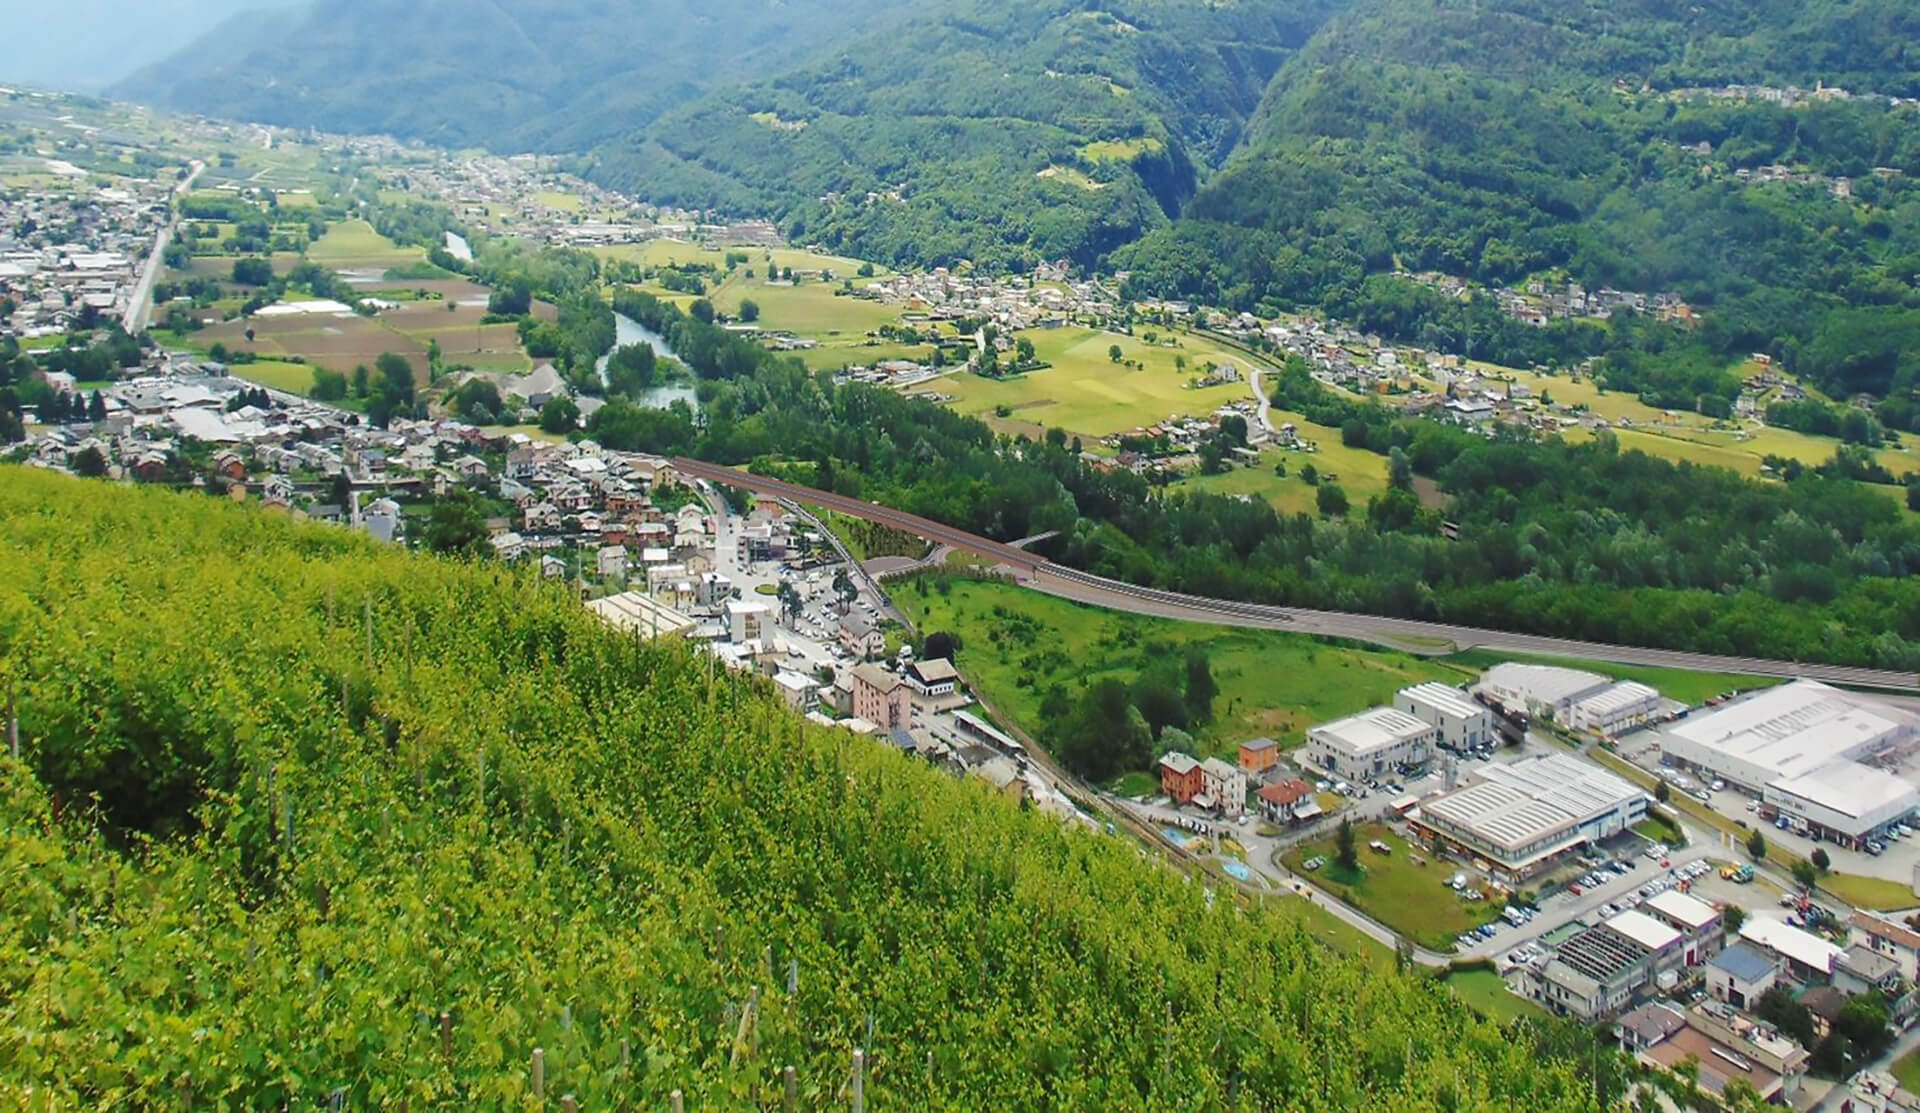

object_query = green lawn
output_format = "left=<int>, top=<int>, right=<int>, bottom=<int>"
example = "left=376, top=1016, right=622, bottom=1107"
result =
left=1632, top=812, right=1685, bottom=847
left=1176, top=434, right=1395, bottom=517
left=894, top=578, right=1468, bottom=760
left=1821, top=872, right=1918, bottom=912
left=533, top=189, right=584, bottom=212
left=1892, top=1046, right=1920, bottom=1093
left=307, top=220, right=424, bottom=269
left=1282, top=824, right=1502, bottom=951
left=1109, top=771, right=1159, bottom=798
left=596, top=241, right=886, bottom=278
left=932, top=328, right=1255, bottom=439
left=1439, top=968, right=1548, bottom=1024
left=708, top=277, right=902, bottom=338
left=1442, top=648, right=1777, bottom=707
left=1280, top=896, right=1393, bottom=970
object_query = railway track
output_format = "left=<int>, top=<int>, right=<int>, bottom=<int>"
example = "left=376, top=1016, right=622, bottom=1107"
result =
left=673, top=457, right=1920, bottom=692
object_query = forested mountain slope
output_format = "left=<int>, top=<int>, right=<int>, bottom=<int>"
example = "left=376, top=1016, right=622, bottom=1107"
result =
left=1114, top=0, right=1920, bottom=405
left=0, top=467, right=1615, bottom=1107
left=584, top=0, right=1352, bottom=269
left=112, top=0, right=917, bottom=153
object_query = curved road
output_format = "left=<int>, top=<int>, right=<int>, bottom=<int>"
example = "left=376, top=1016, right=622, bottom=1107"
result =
left=671, top=458, right=1920, bottom=692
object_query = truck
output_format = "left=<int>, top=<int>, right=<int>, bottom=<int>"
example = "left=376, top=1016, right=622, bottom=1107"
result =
left=1719, top=864, right=1755, bottom=884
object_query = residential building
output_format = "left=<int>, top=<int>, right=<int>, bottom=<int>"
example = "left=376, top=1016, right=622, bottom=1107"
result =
left=1618, top=1002, right=1808, bottom=1105
left=771, top=670, right=819, bottom=712
left=1409, top=753, right=1648, bottom=882
left=838, top=611, right=885, bottom=660
left=1642, top=889, right=1724, bottom=966
left=1256, top=779, right=1320, bottom=825
left=1200, top=757, right=1247, bottom=817
left=1705, top=943, right=1780, bottom=1008
left=1837, top=943, right=1904, bottom=997
left=724, top=599, right=771, bottom=644
left=1395, top=682, right=1492, bottom=751
left=1841, top=1071, right=1920, bottom=1113
left=596, top=544, right=628, bottom=581
left=1303, top=707, right=1436, bottom=779
left=1159, top=752, right=1204, bottom=806
left=850, top=663, right=912, bottom=730
left=1237, top=737, right=1279, bottom=775
left=1851, top=912, right=1920, bottom=982
left=1741, top=915, right=1842, bottom=979
left=904, top=658, right=959, bottom=699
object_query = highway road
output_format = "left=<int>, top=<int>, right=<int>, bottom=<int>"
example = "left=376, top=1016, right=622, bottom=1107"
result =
left=671, top=457, right=1920, bottom=693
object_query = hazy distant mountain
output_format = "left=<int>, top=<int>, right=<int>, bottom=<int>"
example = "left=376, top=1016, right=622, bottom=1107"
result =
left=0, top=0, right=295, bottom=93
left=112, top=0, right=918, bottom=151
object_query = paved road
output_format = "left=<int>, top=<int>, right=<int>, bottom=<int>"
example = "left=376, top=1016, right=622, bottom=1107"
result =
left=672, top=458, right=1920, bottom=693
left=125, top=160, right=202, bottom=333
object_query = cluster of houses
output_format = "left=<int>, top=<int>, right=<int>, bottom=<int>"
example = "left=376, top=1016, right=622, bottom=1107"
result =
left=857, top=261, right=1119, bottom=338
left=0, top=167, right=173, bottom=338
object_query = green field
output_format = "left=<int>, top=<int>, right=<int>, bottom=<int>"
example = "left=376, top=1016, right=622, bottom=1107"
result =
left=1176, top=427, right=1396, bottom=516
left=1441, top=648, right=1776, bottom=707
left=533, top=189, right=584, bottom=212
left=307, top=220, right=425, bottom=269
left=229, top=360, right=322, bottom=396
left=928, top=328, right=1255, bottom=438
left=709, top=277, right=903, bottom=338
left=597, top=241, right=886, bottom=278
left=1438, top=968, right=1547, bottom=1024
left=1283, top=824, right=1502, bottom=951
left=893, top=578, right=1466, bottom=759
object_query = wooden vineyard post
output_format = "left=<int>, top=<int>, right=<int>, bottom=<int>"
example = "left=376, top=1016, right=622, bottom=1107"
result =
left=531, top=1047, right=545, bottom=1101
left=783, top=1066, right=798, bottom=1113
left=851, top=1049, right=865, bottom=1113
left=670, top=1089, right=684, bottom=1113
left=440, top=1011, right=453, bottom=1066
left=561, top=1097, right=577, bottom=1113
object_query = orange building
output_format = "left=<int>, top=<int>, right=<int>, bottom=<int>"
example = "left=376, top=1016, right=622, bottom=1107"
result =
left=1238, top=738, right=1279, bottom=775
left=1158, top=752, right=1204, bottom=805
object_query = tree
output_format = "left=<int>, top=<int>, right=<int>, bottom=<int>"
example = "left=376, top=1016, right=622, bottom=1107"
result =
left=1184, top=649, right=1217, bottom=724
left=69, top=446, right=107, bottom=477
left=1746, top=829, right=1767, bottom=861
left=832, top=568, right=858, bottom=605
left=453, top=378, right=505, bottom=424
left=351, top=364, right=370, bottom=398
left=86, top=390, right=105, bottom=423
left=1015, top=337, right=1036, bottom=366
left=1388, top=446, right=1413, bottom=491
left=230, top=257, right=273, bottom=286
left=1130, top=662, right=1189, bottom=737
left=419, top=492, right=489, bottom=557
left=1722, top=904, right=1746, bottom=934
left=690, top=299, right=715, bottom=325
left=1053, top=678, right=1151, bottom=781
left=538, top=396, right=580, bottom=434
left=737, top=298, right=760, bottom=323
left=487, top=279, right=532, bottom=316
left=921, top=631, right=960, bottom=661
left=1792, top=859, right=1819, bottom=890
left=374, top=352, right=416, bottom=411
left=1108, top=344, right=1123, bottom=363
left=309, top=368, right=348, bottom=401
left=1317, top=482, right=1349, bottom=518
left=1299, top=462, right=1318, bottom=486
left=1654, top=779, right=1670, bottom=803
left=1335, top=818, right=1359, bottom=874
left=777, top=580, right=804, bottom=625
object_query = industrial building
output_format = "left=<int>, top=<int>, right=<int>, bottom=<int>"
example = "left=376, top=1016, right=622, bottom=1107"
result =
left=1395, top=682, right=1494, bottom=751
left=585, top=591, right=696, bottom=640
left=1473, top=663, right=1615, bottom=722
left=1662, top=680, right=1920, bottom=847
left=1740, top=914, right=1842, bottom=980
left=1539, top=907, right=1689, bottom=1019
left=1409, top=753, right=1649, bottom=881
left=1567, top=681, right=1662, bottom=736
left=1302, top=707, right=1436, bottom=779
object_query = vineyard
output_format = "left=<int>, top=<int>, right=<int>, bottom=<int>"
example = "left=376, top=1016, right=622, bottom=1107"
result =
left=0, top=468, right=1612, bottom=1108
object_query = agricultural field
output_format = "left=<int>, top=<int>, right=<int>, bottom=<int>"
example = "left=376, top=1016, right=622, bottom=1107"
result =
left=595, top=240, right=886, bottom=278
left=707, top=276, right=902, bottom=338
left=306, top=219, right=426, bottom=270
left=1283, top=824, right=1503, bottom=951
left=1174, top=425, right=1397, bottom=516
left=194, top=313, right=428, bottom=373
left=892, top=577, right=1466, bottom=758
left=532, top=189, right=584, bottom=212
left=226, top=360, right=323, bottom=396
left=926, top=328, right=1255, bottom=439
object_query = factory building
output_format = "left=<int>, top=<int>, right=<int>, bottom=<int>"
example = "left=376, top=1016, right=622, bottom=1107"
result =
left=1302, top=707, right=1437, bottom=779
left=1409, top=753, right=1648, bottom=882
left=1396, top=682, right=1494, bottom=752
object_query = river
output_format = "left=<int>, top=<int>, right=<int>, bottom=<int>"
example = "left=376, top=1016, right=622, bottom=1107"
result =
left=597, top=312, right=700, bottom=411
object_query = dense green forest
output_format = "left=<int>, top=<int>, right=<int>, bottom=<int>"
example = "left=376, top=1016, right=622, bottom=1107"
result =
left=592, top=294, right=1920, bottom=670
left=1115, top=0, right=1920, bottom=410
left=0, top=467, right=1628, bottom=1106
left=588, top=0, right=1344, bottom=269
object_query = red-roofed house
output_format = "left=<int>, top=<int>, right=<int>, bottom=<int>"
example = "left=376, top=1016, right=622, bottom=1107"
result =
left=1257, top=779, right=1317, bottom=824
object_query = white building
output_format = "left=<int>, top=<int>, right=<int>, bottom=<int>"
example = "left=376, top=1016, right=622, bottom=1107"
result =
left=1740, top=914, right=1842, bottom=979
left=1303, top=707, right=1437, bottom=779
left=1567, top=681, right=1662, bottom=736
left=1473, top=663, right=1614, bottom=723
left=1411, top=753, right=1648, bottom=881
left=1396, top=682, right=1493, bottom=751
left=1662, top=680, right=1920, bottom=846
left=771, top=670, right=819, bottom=711
left=585, top=591, right=696, bottom=640
left=724, top=599, right=772, bottom=644
left=1200, top=757, right=1247, bottom=817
